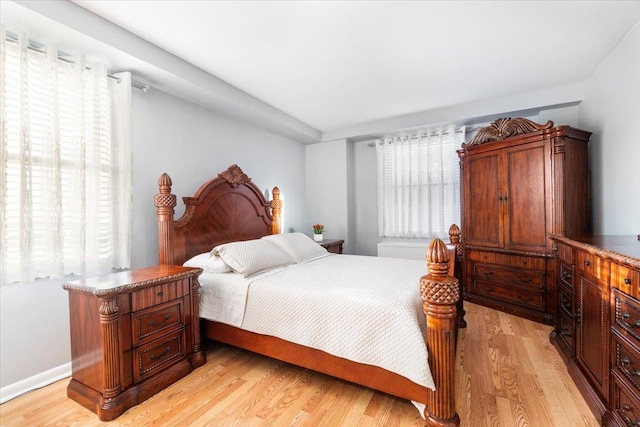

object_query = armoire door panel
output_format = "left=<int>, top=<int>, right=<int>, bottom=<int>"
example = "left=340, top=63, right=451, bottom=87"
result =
left=465, top=153, right=502, bottom=248
left=505, top=143, right=548, bottom=251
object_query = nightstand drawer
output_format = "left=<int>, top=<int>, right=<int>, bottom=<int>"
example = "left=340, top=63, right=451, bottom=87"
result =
left=132, top=279, right=188, bottom=311
left=133, top=299, right=185, bottom=346
left=134, top=329, right=186, bottom=383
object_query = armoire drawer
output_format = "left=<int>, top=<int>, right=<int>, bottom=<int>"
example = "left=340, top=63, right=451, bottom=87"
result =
left=473, top=263, right=544, bottom=289
left=472, top=279, right=545, bottom=311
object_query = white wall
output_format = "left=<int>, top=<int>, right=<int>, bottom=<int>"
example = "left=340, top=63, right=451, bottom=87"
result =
left=305, top=139, right=351, bottom=252
left=579, top=21, right=640, bottom=234
left=0, top=86, right=307, bottom=400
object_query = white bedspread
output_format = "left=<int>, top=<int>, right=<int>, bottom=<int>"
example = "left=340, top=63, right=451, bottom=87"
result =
left=199, top=254, right=435, bottom=390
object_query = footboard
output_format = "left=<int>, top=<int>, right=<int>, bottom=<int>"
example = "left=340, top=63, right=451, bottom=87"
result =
left=421, top=238, right=460, bottom=426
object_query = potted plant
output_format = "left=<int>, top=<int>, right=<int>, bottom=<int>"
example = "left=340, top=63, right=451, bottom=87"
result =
left=313, top=224, right=324, bottom=241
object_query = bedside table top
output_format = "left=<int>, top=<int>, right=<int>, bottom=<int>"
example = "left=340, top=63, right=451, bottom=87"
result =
left=62, top=265, right=202, bottom=295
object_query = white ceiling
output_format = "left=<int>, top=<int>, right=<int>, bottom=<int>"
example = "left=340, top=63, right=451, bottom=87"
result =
left=70, top=0, right=640, bottom=132
left=3, top=1, right=640, bottom=141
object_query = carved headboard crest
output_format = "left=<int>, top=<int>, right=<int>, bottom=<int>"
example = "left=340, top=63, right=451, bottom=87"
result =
left=463, top=117, right=554, bottom=149
left=218, top=164, right=251, bottom=188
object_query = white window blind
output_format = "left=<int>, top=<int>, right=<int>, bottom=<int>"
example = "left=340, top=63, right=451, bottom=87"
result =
left=376, top=127, right=463, bottom=239
left=0, top=29, right=132, bottom=286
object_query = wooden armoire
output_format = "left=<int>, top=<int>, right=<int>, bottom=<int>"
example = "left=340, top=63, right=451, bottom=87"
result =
left=457, top=118, right=591, bottom=324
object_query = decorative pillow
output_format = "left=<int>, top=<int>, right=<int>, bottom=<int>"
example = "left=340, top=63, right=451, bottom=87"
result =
left=183, top=253, right=233, bottom=274
left=211, top=238, right=294, bottom=277
left=262, top=232, right=328, bottom=263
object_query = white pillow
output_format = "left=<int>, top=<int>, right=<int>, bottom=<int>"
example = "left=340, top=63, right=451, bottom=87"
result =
left=183, top=253, right=233, bottom=274
left=211, top=239, right=293, bottom=277
left=262, top=232, right=328, bottom=263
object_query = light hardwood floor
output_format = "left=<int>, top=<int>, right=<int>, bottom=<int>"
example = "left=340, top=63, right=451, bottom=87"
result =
left=0, top=303, right=598, bottom=426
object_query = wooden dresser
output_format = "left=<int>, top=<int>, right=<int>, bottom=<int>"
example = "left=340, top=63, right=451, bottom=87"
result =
left=457, top=118, right=591, bottom=325
left=550, top=235, right=640, bottom=426
left=63, top=265, right=206, bottom=420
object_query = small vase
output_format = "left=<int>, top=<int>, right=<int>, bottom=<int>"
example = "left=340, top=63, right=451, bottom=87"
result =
left=314, top=233, right=324, bottom=242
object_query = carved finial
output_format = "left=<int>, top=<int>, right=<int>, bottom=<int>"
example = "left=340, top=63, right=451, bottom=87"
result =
left=463, top=118, right=554, bottom=148
left=448, top=224, right=460, bottom=245
left=219, top=164, right=251, bottom=188
left=271, top=186, right=282, bottom=234
left=426, top=238, right=450, bottom=278
left=155, top=173, right=176, bottom=209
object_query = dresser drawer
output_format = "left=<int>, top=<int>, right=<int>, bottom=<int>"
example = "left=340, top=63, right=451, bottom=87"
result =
left=612, top=330, right=640, bottom=394
left=557, top=309, right=574, bottom=352
left=556, top=242, right=573, bottom=264
left=559, top=284, right=574, bottom=316
left=611, top=262, right=639, bottom=298
left=131, top=279, right=189, bottom=311
left=472, top=279, right=545, bottom=311
left=132, top=298, right=185, bottom=346
left=474, top=263, right=543, bottom=289
left=613, top=288, right=640, bottom=345
left=559, top=262, right=574, bottom=289
left=611, top=372, right=640, bottom=427
left=575, top=248, right=609, bottom=281
left=468, top=251, right=546, bottom=270
left=133, top=329, right=186, bottom=383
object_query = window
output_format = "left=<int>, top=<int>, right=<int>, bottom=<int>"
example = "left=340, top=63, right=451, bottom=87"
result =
left=376, top=127, right=464, bottom=238
left=0, top=31, right=132, bottom=286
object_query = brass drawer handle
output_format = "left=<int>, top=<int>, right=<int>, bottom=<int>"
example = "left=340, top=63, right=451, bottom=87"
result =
left=584, top=260, right=591, bottom=267
left=150, top=346, right=172, bottom=361
left=149, top=314, right=171, bottom=327
left=624, top=278, right=632, bottom=285
left=157, top=291, right=164, bottom=297
left=622, top=312, right=640, bottom=328
left=561, top=272, right=572, bottom=280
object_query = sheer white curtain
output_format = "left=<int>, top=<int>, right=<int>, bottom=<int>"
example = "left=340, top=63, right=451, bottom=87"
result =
left=376, top=126, right=464, bottom=239
left=0, top=29, right=132, bottom=286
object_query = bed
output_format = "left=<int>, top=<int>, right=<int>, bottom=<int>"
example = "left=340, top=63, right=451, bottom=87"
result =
left=154, top=164, right=463, bottom=427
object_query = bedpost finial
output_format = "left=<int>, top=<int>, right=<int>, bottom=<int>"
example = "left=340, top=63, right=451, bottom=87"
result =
left=271, top=186, right=282, bottom=234
left=158, top=173, right=173, bottom=189
left=426, top=238, right=450, bottom=277
left=448, top=224, right=460, bottom=245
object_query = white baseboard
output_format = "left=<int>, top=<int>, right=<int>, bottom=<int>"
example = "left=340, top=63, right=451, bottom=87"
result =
left=0, top=363, right=71, bottom=404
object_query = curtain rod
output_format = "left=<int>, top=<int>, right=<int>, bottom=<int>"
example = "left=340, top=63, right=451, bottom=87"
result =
left=4, top=31, right=150, bottom=93
left=367, top=126, right=477, bottom=147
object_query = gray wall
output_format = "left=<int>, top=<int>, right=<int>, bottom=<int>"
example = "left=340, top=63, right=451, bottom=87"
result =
left=0, top=87, right=307, bottom=395
left=579, top=21, right=640, bottom=234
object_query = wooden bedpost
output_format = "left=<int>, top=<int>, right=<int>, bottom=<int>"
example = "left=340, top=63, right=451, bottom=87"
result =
left=155, top=173, right=177, bottom=265
left=421, top=238, right=460, bottom=427
left=448, top=224, right=466, bottom=329
left=271, top=186, right=282, bottom=234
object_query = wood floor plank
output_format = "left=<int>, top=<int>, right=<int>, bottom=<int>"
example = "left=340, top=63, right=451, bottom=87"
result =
left=0, top=303, right=599, bottom=426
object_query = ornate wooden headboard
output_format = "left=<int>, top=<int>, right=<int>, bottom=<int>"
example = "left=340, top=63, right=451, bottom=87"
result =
left=154, top=164, right=282, bottom=265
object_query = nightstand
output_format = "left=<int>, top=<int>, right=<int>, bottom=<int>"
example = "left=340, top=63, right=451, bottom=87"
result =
left=320, top=239, right=344, bottom=254
left=63, top=265, right=206, bottom=420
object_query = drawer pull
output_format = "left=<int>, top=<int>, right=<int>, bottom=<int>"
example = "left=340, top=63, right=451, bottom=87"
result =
left=622, top=357, right=640, bottom=376
left=150, top=346, right=172, bottom=361
left=149, top=314, right=171, bottom=327
left=157, top=291, right=164, bottom=297
left=584, top=260, right=591, bottom=267
left=560, top=299, right=571, bottom=311
left=622, top=312, right=640, bottom=328
left=621, top=405, right=640, bottom=425
left=517, top=276, right=533, bottom=283
left=624, top=278, right=632, bottom=285
left=518, top=295, right=534, bottom=302
left=561, top=272, right=572, bottom=280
